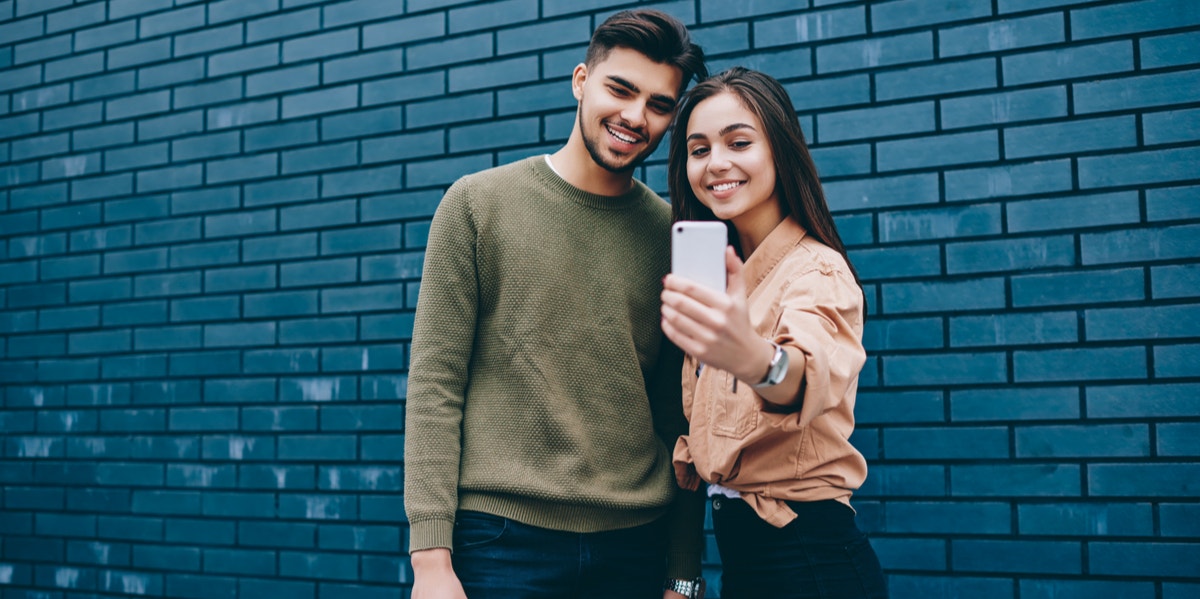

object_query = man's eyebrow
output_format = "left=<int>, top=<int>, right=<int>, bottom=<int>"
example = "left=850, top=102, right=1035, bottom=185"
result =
left=607, top=75, right=678, bottom=107
left=687, top=123, right=756, bottom=142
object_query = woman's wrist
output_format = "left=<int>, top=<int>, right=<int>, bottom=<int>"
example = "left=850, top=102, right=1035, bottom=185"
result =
left=734, top=337, right=776, bottom=384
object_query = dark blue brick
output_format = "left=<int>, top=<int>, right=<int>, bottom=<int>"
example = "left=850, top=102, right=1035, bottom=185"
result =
left=279, top=435, right=355, bottom=461
left=407, top=154, right=491, bottom=188
left=9, top=231, right=66, bottom=258
left=105, top=142, right=170, bottom=172
left=244, top=176, right=319, bottom=207
left=1140, top=30, right=1200, bottom=69
left=1161, top=422, right=1200, bottom=457
left=165, top=573, right=239, bottom=597
left=323, top=48, right=406, bottom=85
left=204, top=264, right=276, bottom=293
left=1155, top=343, right=1200, bottom=379
left=362, top=312, right=414, bottom=341
left=1087, top=304, right=1200, bottom=342
left=134, top=325, right=201, bottom=351
left=322, top=344, right=406, bottom=372
left=244, top=232, right=318, bottom=262
left=824, top=173, right=940, bottom=213
left=1019, top=502, right=1152, bottom=537
left=1012, top=267, right=1144, bottom=307
left=883, top=352, right=1007, bottom=386
left=0, top=63, right=41, bottom=94
left=878, top=204, right=1000, bottom=243
left=1018, top=423, right=1149, bottom=458
left=282, top=142, right=357, bottom=174
left=106, top=91, right=171, bottom=121
left=1015, top=347, right=1146, bottom=382
left=362, top=13, right=444, bottom=51
left=833, top=213, right=874, bottom=246
left=244, top=290, right=319, bottom=318
left=941, top=86, right=1067, bottom=129
left=12, top=84, right=72, bottom=113
left=108, top=38, right=172, bottom=70
left=68, top=329, right=131, bottom=355
left=170, top=186, right=240, bottom=216
left=248, top=63, right=318, bottom=97
left=279, top=376, right=357, bottom=402
left=175, top=23, right=243, bottom=58
left=138, top=58, right=206, bottom=91
left=1089, top=541, right=1200, bottom=578
left=206, top=98, right=279, bottom=130
left=10, top=182, right=67, bottom=210
left=878, top=58, right=996, bottom=102
left=279, top=550, right=358, bottom=580
left=859, top=388, right=940, bottom=427
left=15, top=33, right=71, bottom=63
left=167, top=464, right=237, bottom=488
left=1161, top=503, right=1200, bottom=537
left=245, top=347, right=319, bottom=373
left=139, top=5, right=205, bottom=38
left=362, top=130, right=443, bottom=165
left=9, top=334, right=65, bottom=358
left=783, top=74, right=871, bottom=113
left=279, top=494, right=355, bottom=523
left=1082, top=223, right=1200, bottom=265
left=886, top=426, right=1008, bottom=459
left=849, top=245, right=941, bottom=279
left=818, top=101, right=933, bottom=144
left=318, top=523, right=400, bottom=552
left=282, top=85, right=358, bottom=119
left=882, top=277, right=1006, bottom=314
left=133, top=272, right=202, bottom=298
left=135, top=545, right=201, bottom=571
left=247, top=7, right=320, bottom=42
left=131, top=490, right=201, bottom=516
left=320, top=166, right=404, bottom=200
left=872, top=536, right=946, bottom=570
left=946, top=235, right=1074, bottom=275
left=75, top=20, right=138, bottom=51
left=1005, top=115, right=1136, bottom=160
left=879, top=129, right=997, bottom=171
left=9, top=282, right=68, bottom=308
left=282, top=28, right=358, bottom=63
left=138, top=110, right=205, bottom=141
left=884, top=501, right=1010, bottom=535
left=808, top=143, right=870, bottom=178
left=945, top=159, right=1071, bottom=201
left=170, top=295, right=239, bottom=323
left=361, top=252, right=423, bottom=282
left=278, top=317, right=357, bottom=345
left=107, top=0, right=171, bottom=19
left=245, top=120, right=318, bottom=152
left=1004, top=40, right=1133, bottom=86
left=137, top=164, right=203, bottom=193
left=499, top=15, right=593, bottom=56
left=955, top=539, right=1081, bottom=574
left=1008, top=191, right=1140, bottom=233
left=168, top=349, right=242, bottom=376
left=449, top=56, right=539, bottom=94
left=204, top=209, right=277, bottom=238
left=942, top=13, right=1063, bottom=58
left=1072, top=0, right=1200, bottom=40
left=872, top=0, right=991, bottom=31
left=102, top=354, right=169, bottom=379
left=203, top=321, right=275, bottom=348
left=171, top=131, right=241, bottom=163
left=280, top=257, right=356, bottom=288
left=1091, top=463, right=1200, bottom=497
left=242, top=405, right=318, bottom=432
left=202, top=547, right=276, bottom=576
left=174, top=77, right=244, bottom=110
left=815, top=31, right=929, bottom=73
left=209, top=0, right=279, bottom=23
left=39, top=305, right=98, bottom=330
left=44, top=50, right=104, bottom=82
left=209, top=43, right=280, bottom=78
left=952, top=463, right=1080, bottom=497
left=279, top=200, right=356, bottom=232
left=1023, top=580, right=1156, bottom=599
left=102, top=299, right=169, bottom=326
left=42, top=154, right=103, bottom=182
left=318, top=464, right=401, bottom=490
left=856, top=464, right=945, bottom=497
left=752, top=6, right=864, bottom=48
left=239, top=520, right=316, bottom=549
left=1145, top=106, right=1200, bottom=146
left=206, top=153, right=279, bottom=184
left=1080, top=146, right=1200, bottom=190
left=951, top=311, right=1077, bottom=347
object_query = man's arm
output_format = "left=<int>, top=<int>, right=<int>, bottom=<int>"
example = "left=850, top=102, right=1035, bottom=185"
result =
left=404, top=179, right=480, bottom=553
left=647, top=338, right=706, bottom=580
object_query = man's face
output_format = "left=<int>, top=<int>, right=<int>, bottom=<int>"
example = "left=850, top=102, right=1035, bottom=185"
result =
left=572, top=47, right=684, bottom=174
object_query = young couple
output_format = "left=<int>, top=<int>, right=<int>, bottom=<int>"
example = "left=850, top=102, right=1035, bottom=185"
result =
left=404, top=9, right=887, bottom=599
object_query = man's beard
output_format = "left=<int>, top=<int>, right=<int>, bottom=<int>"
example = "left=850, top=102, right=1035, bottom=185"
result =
left=578, top=109, right=651, bottom=174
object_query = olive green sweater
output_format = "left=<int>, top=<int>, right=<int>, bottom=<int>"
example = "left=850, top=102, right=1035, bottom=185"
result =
left=403, top=156, right=702, bottom=577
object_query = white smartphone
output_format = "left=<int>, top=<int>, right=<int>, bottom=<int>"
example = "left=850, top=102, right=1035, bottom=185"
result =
left=671, top=220, right=728, bottom=293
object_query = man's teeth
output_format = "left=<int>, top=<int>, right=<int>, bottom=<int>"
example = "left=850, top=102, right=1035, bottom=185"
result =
left=712, top=182, right=741, bottom=191
left=607, top=126, right=637, bottom=144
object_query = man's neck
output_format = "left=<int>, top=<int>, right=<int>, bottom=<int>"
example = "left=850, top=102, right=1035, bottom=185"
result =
left=549, top=142, right=635, bottom=197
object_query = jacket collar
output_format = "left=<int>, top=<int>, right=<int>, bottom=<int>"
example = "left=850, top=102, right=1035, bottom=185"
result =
left=741, top=217, right=806, bottom=297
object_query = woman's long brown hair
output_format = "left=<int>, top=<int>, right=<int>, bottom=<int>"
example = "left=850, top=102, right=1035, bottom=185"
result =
left=667, top=66, right=865, bottom=301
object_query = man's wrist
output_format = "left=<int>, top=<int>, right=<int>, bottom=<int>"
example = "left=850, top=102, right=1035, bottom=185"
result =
left=664, top=577, right=704, bottom=598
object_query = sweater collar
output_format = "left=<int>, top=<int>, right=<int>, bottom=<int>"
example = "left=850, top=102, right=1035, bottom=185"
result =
left=530, top=155, right=649, bottom=211
left=741, top=217, right=807, bottom=296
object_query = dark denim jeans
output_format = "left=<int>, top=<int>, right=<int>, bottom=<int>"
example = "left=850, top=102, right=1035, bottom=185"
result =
left=450, top=510, right=668, bottom=599
left=712, top=496, right=888, bottom=599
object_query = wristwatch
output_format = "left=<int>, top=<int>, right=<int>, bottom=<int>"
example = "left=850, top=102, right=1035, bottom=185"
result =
left=664, top=577, right=704, bottom=598
left=751, top=341, right=789, bottom=389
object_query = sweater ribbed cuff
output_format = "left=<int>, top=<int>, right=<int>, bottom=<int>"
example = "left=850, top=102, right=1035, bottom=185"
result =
left=666, top=548, right=702, bottom=579
left=408, top=517, right=455, bottom=553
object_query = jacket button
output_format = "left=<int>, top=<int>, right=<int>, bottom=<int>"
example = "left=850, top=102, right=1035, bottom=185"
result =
left=712, top=497, right=722, bottom=510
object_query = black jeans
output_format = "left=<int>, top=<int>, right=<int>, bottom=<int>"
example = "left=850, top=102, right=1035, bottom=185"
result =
left=712, top=496, right=888, bottom=599
left=450, top=510, right=668, bottom=599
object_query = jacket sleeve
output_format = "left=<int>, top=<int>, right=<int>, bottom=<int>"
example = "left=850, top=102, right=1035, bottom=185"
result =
left=403, top=179, right=479, bottom=552
left=774, top=266, right=867, bottom=429
left=648, top=338, right=706, bottom=579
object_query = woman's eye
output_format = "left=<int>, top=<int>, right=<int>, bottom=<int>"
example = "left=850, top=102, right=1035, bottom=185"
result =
left=689, top=147, right=709, bottom=157
left=731, top=140, right=752, bottom=149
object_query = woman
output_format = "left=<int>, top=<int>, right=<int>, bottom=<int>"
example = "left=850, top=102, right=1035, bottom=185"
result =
left=660, top=67, right=888, bottom=598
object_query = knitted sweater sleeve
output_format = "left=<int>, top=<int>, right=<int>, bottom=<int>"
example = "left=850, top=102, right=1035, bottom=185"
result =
left=648, top=338, right=706, bottom=579
left=404, top=179, right=478, bottom=552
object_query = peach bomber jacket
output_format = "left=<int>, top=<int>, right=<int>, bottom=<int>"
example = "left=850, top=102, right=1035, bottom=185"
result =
left=673, top=217, right=869, bottom=529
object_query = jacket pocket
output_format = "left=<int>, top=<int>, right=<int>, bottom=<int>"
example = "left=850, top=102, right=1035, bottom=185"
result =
left=707, top=370, right=759, bottom=439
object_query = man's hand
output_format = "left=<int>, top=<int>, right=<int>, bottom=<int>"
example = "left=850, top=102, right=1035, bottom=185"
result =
left=410, top=548, right=467, bottom=599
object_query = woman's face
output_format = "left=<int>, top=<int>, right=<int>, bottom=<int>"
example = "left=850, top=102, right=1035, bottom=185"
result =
left=684, top=91, right=780, bottom=227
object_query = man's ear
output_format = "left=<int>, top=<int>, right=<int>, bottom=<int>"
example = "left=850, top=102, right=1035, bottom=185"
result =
left=571, top=63, right=587, bottom=101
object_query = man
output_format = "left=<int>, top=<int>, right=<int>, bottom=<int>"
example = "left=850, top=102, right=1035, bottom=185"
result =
left=403, top=9, right=708, bottom=599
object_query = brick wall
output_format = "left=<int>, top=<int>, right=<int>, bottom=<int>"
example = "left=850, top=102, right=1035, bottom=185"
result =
left=1, top=0, right=1197, bottom=597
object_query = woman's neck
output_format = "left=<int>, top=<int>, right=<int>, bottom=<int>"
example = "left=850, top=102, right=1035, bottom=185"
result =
left=732, top=204, right=785, bottom=258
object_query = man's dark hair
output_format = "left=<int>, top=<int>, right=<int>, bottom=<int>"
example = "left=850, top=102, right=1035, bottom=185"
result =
left=584, top=9, right=707, bottom=91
